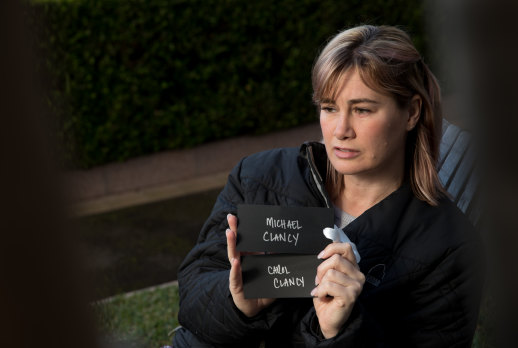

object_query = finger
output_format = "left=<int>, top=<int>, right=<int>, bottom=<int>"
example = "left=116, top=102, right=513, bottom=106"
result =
left=311, top=275, right=362, bottom=301
left=320, top=269, right=365, bottom=293
left=226, top=228, right=239, bottom=262
left=318, top=242, right=358, bottom=266
left=227, top=213, right=238, bottom=234
left=315, top=267, right=364, bottom=297
left=229, top=257, right=244, bottom=295
left=311, top=278, right=346, bottom=299
left=316, top=254, right=362, bottom=285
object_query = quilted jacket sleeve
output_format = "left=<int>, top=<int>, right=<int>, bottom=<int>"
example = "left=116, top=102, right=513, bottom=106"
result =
left=299, top=240, right=483, bottom=347
left=400, top=241, right=483, bottom=347
left=176, top=158, right=285, bottom=347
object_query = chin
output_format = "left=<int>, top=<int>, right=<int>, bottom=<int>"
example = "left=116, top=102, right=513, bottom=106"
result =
left=336, top=170, right=365, bottom=176
left=330, top=165, right=366, bottom=176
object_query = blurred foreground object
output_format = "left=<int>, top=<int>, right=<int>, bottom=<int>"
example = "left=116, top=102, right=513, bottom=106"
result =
left=0, top=1, right=99, bottom=347
left=428, top=0, right=518, bottom=346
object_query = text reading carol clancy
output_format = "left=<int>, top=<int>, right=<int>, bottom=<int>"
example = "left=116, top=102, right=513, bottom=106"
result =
left=267, top=264, right=305, bottom=289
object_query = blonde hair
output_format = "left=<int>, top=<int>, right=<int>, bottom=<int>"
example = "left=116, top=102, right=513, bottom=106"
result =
left=313, top=25, right=445, bottom=205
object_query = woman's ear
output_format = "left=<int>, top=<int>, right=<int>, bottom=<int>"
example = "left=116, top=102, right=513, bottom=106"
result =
left=406, top=95, right=422, bottom=131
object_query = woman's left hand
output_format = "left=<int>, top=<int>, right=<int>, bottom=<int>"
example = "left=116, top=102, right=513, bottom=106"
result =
left=311, top=242, right=365, bottom=339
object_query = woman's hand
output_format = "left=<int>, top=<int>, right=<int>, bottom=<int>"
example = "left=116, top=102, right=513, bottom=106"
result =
left=311, top=242, right=365, bottom=339
left=226, top=213, right=275, bottom=317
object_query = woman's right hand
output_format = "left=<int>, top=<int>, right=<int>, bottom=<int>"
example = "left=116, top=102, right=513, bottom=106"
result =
left=226, top=213, right=275, bottom=317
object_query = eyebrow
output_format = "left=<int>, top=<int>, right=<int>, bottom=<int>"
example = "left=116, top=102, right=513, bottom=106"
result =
left=348, top=98, right=380, bottom=105
left=319, top=98, right=380, bottom=105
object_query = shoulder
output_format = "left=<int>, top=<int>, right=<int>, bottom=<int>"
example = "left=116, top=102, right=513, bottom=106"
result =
left=225, top=144, right=324, bottom=206
left=236, top=142, right=326, bottom=178
left=407, top=195, right=476, bottom=243
left=357, top=183, right=478, bottom=263
left=240, top=147, right=301, bottom=171
left=396, top=193, right=480, bottom=266
left=230, top=147, right=302, bottom=184
left=233, top=142, right=321, bottom=181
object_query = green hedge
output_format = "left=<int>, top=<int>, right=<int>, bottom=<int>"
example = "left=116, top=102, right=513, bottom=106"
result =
left=33, top=0, right=426, bottom=169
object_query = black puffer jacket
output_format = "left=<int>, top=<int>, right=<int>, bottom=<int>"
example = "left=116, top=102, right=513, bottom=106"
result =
left=173, top=142, right=482, bottom=348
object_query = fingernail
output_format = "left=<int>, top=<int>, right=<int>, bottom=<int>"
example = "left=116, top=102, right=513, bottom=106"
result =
left=315, top=275, right=319, bottom=285
left=227, top=213, right=233, bottom=219
left=317, top=250, right=325, bottom=259
left=310, top=287, right=317, bottom=297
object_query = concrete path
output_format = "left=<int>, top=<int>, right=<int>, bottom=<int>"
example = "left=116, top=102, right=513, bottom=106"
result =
left=67, top=122, right=322, bottom=217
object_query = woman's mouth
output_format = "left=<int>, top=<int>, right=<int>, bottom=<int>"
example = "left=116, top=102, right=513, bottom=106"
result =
left=333, top=147, right=360, bottom=159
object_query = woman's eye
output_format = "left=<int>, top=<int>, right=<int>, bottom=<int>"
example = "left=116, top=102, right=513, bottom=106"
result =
left=354, top=107, right=371, bottom=115
left=320, top=106, right=337, bottom=113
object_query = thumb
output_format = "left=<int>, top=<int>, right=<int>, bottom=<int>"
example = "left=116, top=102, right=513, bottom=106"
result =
left=227, top=213, right=238, bottom=234
left=229, top=257, right=244, bottom=294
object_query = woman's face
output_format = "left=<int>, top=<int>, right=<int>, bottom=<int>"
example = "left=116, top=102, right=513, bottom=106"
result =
left=320, top=69, right=420, bottom=181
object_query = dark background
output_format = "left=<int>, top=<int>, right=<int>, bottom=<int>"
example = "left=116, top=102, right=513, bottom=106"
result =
left=31, top=0, right=428, bottom=169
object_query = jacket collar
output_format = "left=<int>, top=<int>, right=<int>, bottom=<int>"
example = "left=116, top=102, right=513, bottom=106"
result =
left=299, top=142, right=328, bottom=181
left=299, top=142, right=331, bottom=208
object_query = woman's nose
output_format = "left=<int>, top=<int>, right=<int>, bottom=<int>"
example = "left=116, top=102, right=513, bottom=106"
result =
left=333, top=113, right=355, bottom=140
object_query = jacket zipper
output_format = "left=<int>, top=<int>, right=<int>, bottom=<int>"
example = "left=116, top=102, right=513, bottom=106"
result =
left=306, top=145, right=332, bottom=208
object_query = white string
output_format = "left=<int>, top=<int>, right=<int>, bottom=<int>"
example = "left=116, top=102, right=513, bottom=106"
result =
left=322, top=225, right=361, bottom=263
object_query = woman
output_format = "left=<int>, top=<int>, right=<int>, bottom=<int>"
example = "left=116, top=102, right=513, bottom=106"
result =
left=173, top=25, right=482, bottom=347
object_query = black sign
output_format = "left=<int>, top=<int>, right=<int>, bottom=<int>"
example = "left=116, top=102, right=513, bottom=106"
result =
left=237, top=204, right=334, bottom=254
left=242, top=254, right=322, bottom=298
